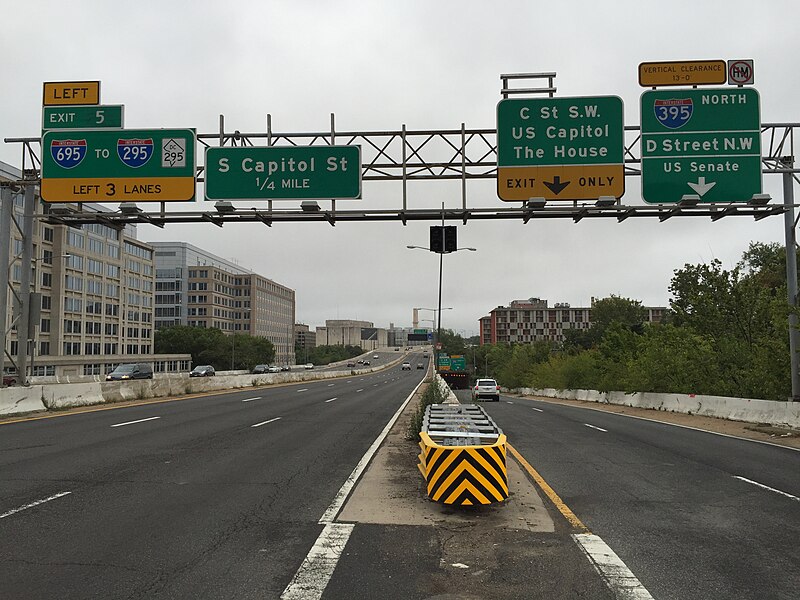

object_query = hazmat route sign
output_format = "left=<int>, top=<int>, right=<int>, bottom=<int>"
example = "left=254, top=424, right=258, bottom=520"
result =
left=205, top=146, right=361, bottom=200
left=641, top=88, right=761, bottom=203
left=41, top=129, right=196, bottom=202
left=496, top=96, right=625, bottom=201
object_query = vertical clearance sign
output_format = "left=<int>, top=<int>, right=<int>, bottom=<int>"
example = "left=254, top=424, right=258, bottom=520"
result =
left=496, top=96, right=625, bottom=201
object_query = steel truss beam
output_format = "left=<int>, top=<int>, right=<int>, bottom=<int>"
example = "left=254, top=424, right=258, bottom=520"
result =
left=4, top=120, right=800, bottom=226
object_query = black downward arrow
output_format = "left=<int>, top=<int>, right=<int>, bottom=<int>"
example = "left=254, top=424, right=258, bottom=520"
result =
left=543, top=176, right=571, bottom=195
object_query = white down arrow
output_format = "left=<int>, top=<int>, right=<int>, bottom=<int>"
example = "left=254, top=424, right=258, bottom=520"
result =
left=687, top=176, right=716, bottom=197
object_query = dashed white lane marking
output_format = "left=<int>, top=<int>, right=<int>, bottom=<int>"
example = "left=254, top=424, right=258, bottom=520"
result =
left=506, top=401, right=514, bottom=404
left=325, top=398, right=338, bottom=403
left=531, top=407, right=544, bottom=412
left=733, top=476, right=799, bottom=501
left=280, top=522, right=355, bottom=600
left=356, top=389, right=364, bottom=393
left=297, top=388, right=308, bottom=393
left=0, top=491, right=72, bottom=520
left=110, top=416, right=160, bottom=428
left=282, top=378, right=428, bottom=598
left=584, top=423, right=608, bottom=433
left=327, top=383, right=335, bottom=387
left=242, top=396, right=262, bottom=402
left=573, top=533, right=654, bottom=599
left=251, top=417, right=281, bottom=428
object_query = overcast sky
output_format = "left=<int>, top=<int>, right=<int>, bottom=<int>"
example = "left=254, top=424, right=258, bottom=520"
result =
left=3, top=1, right=798, bottom=336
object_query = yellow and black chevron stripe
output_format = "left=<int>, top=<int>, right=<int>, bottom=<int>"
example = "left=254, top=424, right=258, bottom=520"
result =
left=418, top=432, right=508, bottom=506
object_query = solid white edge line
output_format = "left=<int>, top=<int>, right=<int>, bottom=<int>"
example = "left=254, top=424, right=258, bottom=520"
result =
left=523, top=398, right=800, bottom=453
left=733, top=475, right=800, bottom=501
left=242, top=396, right=262, bottom=402
left=281, top=374, right=426, bottom=600
left=251, top=417, right=281, bottom=428
left=325, top=398, right=338, bottom=403
left=110, top=416, right=161, bottom=428
left=319, top=375, right=426, bottom=524
left=572, top=533, right=654, bottom=600
left=280, top=522, right=355, bottom=600
left=0, top=491, right=72, bottom=520
left=585, top=423, right=608, bottom=433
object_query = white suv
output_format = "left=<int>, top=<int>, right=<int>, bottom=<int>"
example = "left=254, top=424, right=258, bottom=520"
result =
left=472, top=378, right=500, bottom=402
left=401, top=362, right=412, bottom=370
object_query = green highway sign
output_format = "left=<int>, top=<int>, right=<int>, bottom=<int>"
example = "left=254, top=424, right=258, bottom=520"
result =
left=41, top=128, right=196, bottom=203
left=437, top=355, right=451, bottom=371
left=496, top=96, right=625, bottom=201
left=205, top=146, right=361, bottom=200
left=42, top=104, right=124, bottom=131
left=413, top=328, right=428, bottom=334
left=641, top=88, right=761, bottom=203
left=449, top=356, right=467, bottom=371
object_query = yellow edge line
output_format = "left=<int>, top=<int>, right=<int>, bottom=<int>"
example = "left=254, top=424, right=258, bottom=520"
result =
left=507, top=443, right=589, bottom=533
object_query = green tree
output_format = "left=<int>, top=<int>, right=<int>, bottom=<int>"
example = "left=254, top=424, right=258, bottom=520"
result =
left=154, top=325, right=274, bottom=371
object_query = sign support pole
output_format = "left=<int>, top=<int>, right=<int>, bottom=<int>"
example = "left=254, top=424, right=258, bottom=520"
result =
left=782, top=157, right=800, bottom=401
left=16, top=183, right=35, bottom=385
left=436, top=203, right=444, bottom=377
left=0, top=186, right=12, bottom=384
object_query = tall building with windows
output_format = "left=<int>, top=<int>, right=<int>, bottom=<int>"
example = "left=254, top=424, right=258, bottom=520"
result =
left=1, top=160, right=190, bottom=378
left=151, top=242, right=296, bottom=365
left=479, top=297, right=666, bottom=346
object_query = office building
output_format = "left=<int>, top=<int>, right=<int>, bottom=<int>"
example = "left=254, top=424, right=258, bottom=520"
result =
left=479, top=297, right=666, bottom=345
left=0, top=161, right=190, bottom=378
left=315, top=319, right=387, bottom=351
left=151, top=241, right=296, bottom=365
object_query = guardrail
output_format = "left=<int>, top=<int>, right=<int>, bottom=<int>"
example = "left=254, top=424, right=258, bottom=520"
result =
left=417, top=404, right=508, bottom=506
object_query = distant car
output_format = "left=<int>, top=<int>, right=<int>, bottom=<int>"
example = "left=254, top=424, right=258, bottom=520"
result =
left=252, top=364, right=268, bottom=374
left=416, top=363, right=424, bottom=369
left=304, top=363, right=314, bottom=370
left=423, top=353, right=429, bottom=358
left=362, top=360, right=370, bottom=366
left=372, top=354, right=379, bottom=359
left=2, top=374, right=18, bottom=386
left=267, top=365, right=282, bottom=373
left=357, top=360, right=364, bottom=364
left=190, top=365, right=215, bottom=377
left=401, top=362, right=411, bottom=370
left=395, top=348, right=400, bottom=351
left=347, top=362, right=356, bottom=367
left=106, top=363, right=153, bottom=381
left=281, top=365, right=291, bottom=371
left=472, top=378, right=500, bottom=402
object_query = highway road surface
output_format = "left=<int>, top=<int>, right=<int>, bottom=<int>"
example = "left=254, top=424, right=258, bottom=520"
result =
left=2, top=363, right=798, bottom=599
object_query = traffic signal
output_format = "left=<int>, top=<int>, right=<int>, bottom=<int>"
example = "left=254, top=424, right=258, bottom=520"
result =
left=429, top=225, right=457, bottom=253
left=444, top=226, right=457, bottom=253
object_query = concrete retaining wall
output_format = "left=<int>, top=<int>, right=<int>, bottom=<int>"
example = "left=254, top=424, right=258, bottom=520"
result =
left=516, top=387, right=800, bottom=429
left=0, top=365, right=384, bottom=417
left=435, top=374, right=460, bottom=405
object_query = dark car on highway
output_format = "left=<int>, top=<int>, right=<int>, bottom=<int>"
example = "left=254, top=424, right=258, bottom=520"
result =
left=189, top=365, right=215, bottom=377
left=106, top=363, right=153, bottom=381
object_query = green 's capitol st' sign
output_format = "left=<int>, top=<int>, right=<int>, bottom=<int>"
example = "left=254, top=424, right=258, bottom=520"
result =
left=641, top=88, right=761, bottom=203
left=205, top=146, right=361, bottom=200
